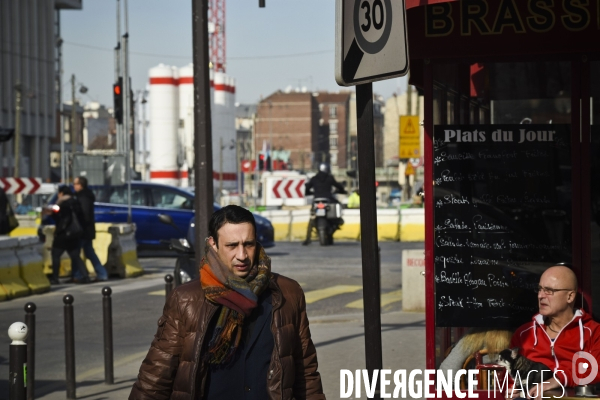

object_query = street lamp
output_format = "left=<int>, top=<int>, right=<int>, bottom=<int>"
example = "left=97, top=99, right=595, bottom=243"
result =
left=68, top=75, right=89, bottom=182
left=13, top=82, right=22, bottom=178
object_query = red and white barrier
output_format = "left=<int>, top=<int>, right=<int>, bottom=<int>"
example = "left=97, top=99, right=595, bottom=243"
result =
left=272, top=178, right=305, bottom=199
left=0, top=178, right=42, bottom=195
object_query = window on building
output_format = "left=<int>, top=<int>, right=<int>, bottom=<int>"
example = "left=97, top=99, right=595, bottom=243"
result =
left=330, top=136, right=338, bottom=148
left=319, top=104, right=324, bottom=112
left=330, top=121, right=338, bottom=133
left=329, top=105, right=337, bottom=118
left=331, top=152, right=338, bottom=166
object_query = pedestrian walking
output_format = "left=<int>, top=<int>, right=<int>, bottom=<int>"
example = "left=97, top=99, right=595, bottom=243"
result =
left=45, top=185, right=90, bottom=285
left=73, top=176, right=108, bottom=281
left=0, top=186, right=9, bottom=235
left=130, top=205, right=325, bottom=399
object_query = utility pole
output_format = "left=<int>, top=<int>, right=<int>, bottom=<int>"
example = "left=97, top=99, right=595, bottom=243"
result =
left=71, top=74, right=77, bottom=181
left=122, top=0, right=132, bottom=223
left=115, top=0, right=122, bottom=153
left=141, top=92, right=147, bottom=181
left=219, top=137, right=223, bottom=203
left=253, top=112, right=258, bottom=211
left=13, top=81, right=22, bottom=178
left=403, top=85, right=413, bottom=202
left=56, top=12, right=66, bottom=183
left=268, top=101, right=272, bottom=172
left=192, top=0, right=214, bottom=251
left=236, top=136, right=243, bottom=206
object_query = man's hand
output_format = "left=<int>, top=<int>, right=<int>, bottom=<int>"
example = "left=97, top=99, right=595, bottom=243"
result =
left=527, top=377, right=563, bottom=399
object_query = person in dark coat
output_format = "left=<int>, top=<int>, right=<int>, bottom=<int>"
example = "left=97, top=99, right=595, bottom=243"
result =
left=0, top=187, right=9, bottom=235
left=47, top=185, right=90, bottom=285
left=302, top=163, right=346, bottom=245
left=130, top=205, right=325, bottom=400
left=73, top=176, right=108, bottom=281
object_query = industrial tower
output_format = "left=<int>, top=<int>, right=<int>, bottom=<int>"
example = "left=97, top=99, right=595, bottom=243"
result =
left=209, top=0, right=226, bottom=72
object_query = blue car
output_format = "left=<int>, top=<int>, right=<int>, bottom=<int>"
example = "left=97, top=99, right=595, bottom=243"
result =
left=41, top=182, right=275, bottom=249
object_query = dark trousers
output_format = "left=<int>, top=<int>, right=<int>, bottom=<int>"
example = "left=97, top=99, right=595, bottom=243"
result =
left=51, top=246, right=89, bottom=281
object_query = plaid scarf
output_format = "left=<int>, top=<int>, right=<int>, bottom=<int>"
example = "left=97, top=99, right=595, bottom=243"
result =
left=200, top=244, right=271, bottom=364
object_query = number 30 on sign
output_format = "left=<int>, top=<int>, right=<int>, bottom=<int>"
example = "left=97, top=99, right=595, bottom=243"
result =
left=335, top=0, right=409, bottom=86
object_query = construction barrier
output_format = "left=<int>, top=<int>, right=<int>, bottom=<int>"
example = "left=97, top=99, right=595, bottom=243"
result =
left=42, top=222, right=143, bottom=279
left=41, top=225, right=71, bottom=277
left=258, top=207, right=422, bottom=242
left=0, top=237, right=30, bottom=299
left=105, top=224, right=143, bottom=278
left=333, top=209, right=361, bottom=241
left=9, top=215, right=39, bottom=238
left=400, top=208, right=425, bottom=242
left=16, top=236, right=50, bottom=294
left=84, top=223, right=113, bottom=273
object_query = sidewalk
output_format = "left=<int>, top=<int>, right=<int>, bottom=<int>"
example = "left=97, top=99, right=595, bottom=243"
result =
left=35, top=311, right=426, bottom=399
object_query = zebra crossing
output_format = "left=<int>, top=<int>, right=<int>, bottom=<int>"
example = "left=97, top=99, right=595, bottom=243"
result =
left=148, top=284, right=403, bottom=310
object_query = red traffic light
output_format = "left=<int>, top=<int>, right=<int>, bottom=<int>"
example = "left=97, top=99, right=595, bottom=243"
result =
left=114, top=85, right=121, bottom=95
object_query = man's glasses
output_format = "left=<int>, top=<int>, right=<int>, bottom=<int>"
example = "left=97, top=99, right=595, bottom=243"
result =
left=535, top=286, right=575, bottom=295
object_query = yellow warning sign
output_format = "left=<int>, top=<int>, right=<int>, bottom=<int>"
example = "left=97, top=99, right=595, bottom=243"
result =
left=399, top=116, right=420, bottom=159
left=405, top=163, right=415, bottom=176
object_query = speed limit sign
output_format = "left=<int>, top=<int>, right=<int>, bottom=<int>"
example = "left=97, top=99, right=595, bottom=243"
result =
left=335, top=0, right=409, bottom=86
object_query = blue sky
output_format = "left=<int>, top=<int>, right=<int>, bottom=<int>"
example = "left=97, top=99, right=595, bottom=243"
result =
left=61, top=0, right=407, bottom=106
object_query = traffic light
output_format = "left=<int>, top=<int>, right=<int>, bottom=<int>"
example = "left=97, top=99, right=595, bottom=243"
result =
left=258, top=153, right=265, bottom=171
left=113, top=77, right=123, bottom=124
left=266, top=156, right=272, bottom=171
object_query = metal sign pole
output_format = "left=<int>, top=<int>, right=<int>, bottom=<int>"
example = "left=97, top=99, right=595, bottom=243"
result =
left=192, top=0, right=214, bottom=250
left=122, top=0, right=132, bottom=223
left=356, top=82, right=383, bottom=400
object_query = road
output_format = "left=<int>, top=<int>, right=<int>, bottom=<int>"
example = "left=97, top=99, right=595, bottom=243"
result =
left=0, top=241, right=425, bottom=398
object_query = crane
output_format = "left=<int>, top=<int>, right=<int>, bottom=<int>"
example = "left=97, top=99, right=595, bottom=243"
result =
left=209, top=0, right=226, bottom=72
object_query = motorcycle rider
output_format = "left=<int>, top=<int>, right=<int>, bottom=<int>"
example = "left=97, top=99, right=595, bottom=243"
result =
left=302, top=163, right=346, bottom=245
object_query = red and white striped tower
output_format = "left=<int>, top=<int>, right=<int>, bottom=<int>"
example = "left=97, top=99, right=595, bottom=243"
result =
left=178, top=63, right=194, bottom=186
left=212, top=72, right=237, bottom=195
left=149, top=64, right=179, bottom=186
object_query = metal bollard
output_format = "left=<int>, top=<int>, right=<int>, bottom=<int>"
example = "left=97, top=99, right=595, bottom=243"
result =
left=8, top=322, right=28, bottom=400
left=165, top=274, right=173, bottom=299
left=24, top=303, right=36, bottom=400
left=102, top=287, right=114, bottom=384
left=63, top=294, right=76, bottom=399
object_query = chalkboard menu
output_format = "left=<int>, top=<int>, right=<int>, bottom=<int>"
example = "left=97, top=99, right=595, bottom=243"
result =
left=433, top=124, right=572, bottom=328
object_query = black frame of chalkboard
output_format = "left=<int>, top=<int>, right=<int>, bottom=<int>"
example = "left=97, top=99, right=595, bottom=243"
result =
left=432, top=123, right=572, bottom=328
left=421, top=56, right=595, bottom=370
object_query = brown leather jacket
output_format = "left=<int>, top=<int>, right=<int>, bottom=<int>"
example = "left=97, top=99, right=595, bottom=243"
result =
left=130, top=273, right=325, bottom=400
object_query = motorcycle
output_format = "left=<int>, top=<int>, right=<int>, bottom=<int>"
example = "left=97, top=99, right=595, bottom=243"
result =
left=310, top=197, right=344, bottom=246
left=158, top=214, right=197, bottom=286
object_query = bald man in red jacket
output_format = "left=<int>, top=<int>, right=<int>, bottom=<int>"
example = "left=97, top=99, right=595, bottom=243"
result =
left=508, top=266, right=600, bottom=399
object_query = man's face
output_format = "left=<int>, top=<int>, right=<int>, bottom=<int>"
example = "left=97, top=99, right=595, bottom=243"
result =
left=73, top=179, right=82, bottom=192
left=538, top=270, right=575, bottom=317
left=209, top=222, right=256, bottom=278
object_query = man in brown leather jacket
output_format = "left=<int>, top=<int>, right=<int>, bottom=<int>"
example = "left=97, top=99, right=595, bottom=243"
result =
left=130, top=205, right=325, bottom=400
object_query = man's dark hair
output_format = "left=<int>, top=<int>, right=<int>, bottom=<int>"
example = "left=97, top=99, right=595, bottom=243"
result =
left=77, top=176, right=88, bottom=189
left=208, top=205, right=256, bottom=246
left=58, top=185, right=73, bottom=196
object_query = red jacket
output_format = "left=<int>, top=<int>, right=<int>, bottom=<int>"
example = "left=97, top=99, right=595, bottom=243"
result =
left=510, top=309, right=600, bottom=387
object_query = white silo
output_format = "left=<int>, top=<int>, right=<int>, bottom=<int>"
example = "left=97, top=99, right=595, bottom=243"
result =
left=149, top=64, right=179, bottom=186
left=179, top=64, right=194, bottom=184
